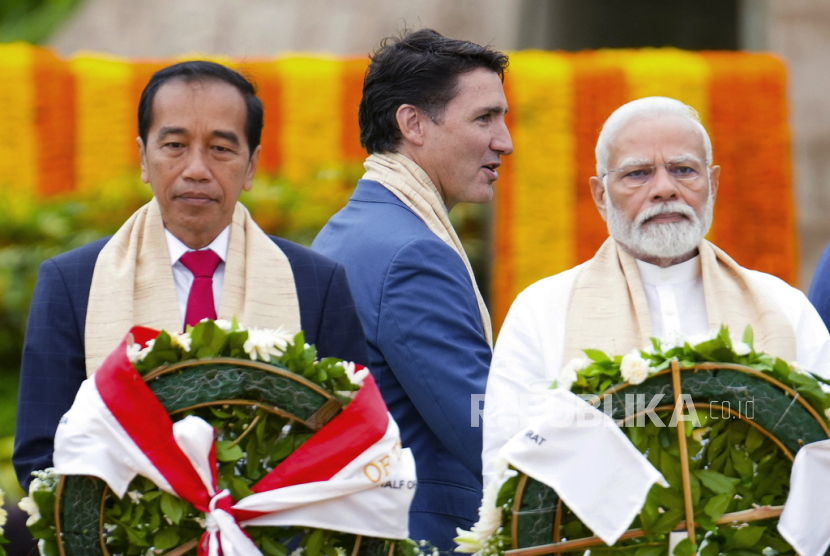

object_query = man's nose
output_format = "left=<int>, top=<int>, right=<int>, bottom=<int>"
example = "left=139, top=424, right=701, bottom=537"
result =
left=492, top=120, right=513, bottom=156
left=648, top=166, right=679, bottom=200
left=182, top=147, right=211, bottom=181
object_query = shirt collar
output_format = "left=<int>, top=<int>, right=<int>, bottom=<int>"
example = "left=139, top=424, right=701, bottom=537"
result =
left=165, top=226, right=230, bottom=266
left=636, top=254, right=701, bottom=286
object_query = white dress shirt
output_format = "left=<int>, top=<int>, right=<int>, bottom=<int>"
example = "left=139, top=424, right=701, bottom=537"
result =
left=482, top=254, right=830, bottom=486
left=635, top=256, right=709, bottom=344
left=165, top=226, right=230, bottom=329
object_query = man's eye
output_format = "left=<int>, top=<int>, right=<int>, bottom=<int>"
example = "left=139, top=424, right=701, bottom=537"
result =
left=670, top=165, right=697, bottom=176
left=476, top=114, right=491, bottom=123
left=164, top=142, right=184, bottom=149
left=624, top=168, right=650, bottom=179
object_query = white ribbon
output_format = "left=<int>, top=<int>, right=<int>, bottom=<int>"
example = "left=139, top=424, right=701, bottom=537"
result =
left=779, top=438, right=830, bottom=556
left=55, top=379, right=417, bottom=551
left=500, top=389, right=666, bottom=546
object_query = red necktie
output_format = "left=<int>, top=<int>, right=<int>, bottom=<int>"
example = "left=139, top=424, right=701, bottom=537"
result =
left=180, top=250, right=222, bottom=329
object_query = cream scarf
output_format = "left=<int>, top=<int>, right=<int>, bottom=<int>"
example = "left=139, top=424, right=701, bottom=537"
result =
left=563, top=238, right=796, bottom=363
left=85, top=198, right=301, bottom=375
left=362, top=152, right=493, bottom=347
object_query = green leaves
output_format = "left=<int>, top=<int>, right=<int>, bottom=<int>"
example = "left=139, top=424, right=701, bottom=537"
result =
left=694, top=470, right=740, bottom=495
left=160, top=492, right=185, bottom=524
left=215, top=439, right=244, bottom=462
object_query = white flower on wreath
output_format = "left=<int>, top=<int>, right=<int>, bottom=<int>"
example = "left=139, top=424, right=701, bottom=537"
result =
left=127, top=490, right=143, bottom=504
left=789, top=361, right=807, bottom=375
left=127, top=339, right=155, bottom=363
left=18, top=495, right=40, bottom=527
left=340, top=361, right=370, bottom=387
left=455, top=456, right=512, bottom=553
left=171, top=331, right=192, bottom=353
left=289, top=547, right=305, bottom=556
left=556, top=357, right=589, bottom=391
left=620, top=349, right=651, bottom=385
left=0, top=488, right=7, bottom=534
left=729, top=334, right=751, bottom=356
left=211, top=319, right=236, bottom=332
left=243, top=326, right=292, bottom=362
left=687, top=329, right=719, bottom=347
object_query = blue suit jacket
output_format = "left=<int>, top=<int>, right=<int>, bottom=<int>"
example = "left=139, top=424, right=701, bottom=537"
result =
left=14, top=235, right=369, bottom=490
left=809, top=243, right=830, bottom=328
left=312, top=180, right=491, bottom=550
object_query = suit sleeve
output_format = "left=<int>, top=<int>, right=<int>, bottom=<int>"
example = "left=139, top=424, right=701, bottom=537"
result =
left=809, top=243, right=830, bottom=331
left=377, top=239, right=491, bottom=478
left=314, top=262, right=370, bottom=367
left=13, top=259, right=87, bottom=490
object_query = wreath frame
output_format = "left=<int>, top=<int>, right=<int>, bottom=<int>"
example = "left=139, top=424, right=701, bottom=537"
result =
left=51, top=355, right=392, bottom=556
left=507, top=360, right=830, bottom=556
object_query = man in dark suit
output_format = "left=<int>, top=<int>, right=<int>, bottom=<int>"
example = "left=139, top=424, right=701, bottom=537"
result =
left=14, top=61, right=368, bottom=490
left=312, top=29, right=513, bottom=549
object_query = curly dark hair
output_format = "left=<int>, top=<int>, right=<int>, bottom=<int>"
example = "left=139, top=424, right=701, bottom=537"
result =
left=138, top=60, right=263, bottom=158
left=359, top=28, right=509, bottom=154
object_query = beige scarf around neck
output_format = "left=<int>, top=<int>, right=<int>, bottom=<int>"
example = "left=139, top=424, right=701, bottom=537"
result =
left=85, top=198, right=301, bottom=375
left=363, top=152, right=493, bottom=347
left=563, top=238, right=796, bottom=363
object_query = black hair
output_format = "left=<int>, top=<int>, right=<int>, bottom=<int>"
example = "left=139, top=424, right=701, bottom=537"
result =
left=137, top=60, right=263, bottom=157
left=359, top=28, right=509, bottom=154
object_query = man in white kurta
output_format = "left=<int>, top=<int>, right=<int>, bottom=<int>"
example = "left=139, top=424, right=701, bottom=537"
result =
left=482, top=97, right=830, bottom=486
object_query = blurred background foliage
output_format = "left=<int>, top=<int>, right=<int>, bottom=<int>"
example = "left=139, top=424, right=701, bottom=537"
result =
left=0, top=0, right=82, bottom=43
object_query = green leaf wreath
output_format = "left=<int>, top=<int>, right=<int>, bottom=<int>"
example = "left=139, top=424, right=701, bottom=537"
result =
left=457, top=325, right=830, bottom=556
left=20, top=319, right=427, bottom=556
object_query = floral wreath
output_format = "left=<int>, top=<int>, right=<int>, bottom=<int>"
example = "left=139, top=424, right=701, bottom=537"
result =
left=456, top=325, right=830, bottom=556
left=21, top=318, right=425, bottom=556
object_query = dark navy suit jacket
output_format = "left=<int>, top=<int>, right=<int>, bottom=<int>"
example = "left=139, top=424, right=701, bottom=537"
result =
left=312, top=180, right=491, bottom=550
left=14, top=235, right=369, bottom=490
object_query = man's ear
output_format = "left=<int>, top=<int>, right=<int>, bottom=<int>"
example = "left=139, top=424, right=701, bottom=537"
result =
left=243, top=145, right=261, bottom=192
left=137, top=137, right=149, bottom=184
left=590, top=176, right=608, bottom=222
left=709, top=164, right=720, bottom=201
left=395, top=104, right=426, bottom=147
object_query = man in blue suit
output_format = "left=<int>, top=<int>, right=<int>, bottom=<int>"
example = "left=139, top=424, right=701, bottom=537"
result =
left=14, top=61, right=368, bottom=490
left=312, top=29, right=513, bottom=549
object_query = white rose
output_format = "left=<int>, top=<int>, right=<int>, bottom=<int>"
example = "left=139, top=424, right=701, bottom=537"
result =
left=732, top=341, right=751, bottom=356
left=620, top=350, right=650, bottom=385
left=824, top=407, right=830, bottom=422
left=556, top=357, right=589, bottom=390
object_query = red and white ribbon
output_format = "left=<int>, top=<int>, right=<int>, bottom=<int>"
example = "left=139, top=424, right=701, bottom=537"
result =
left=54, top=327, right=416, bottom=555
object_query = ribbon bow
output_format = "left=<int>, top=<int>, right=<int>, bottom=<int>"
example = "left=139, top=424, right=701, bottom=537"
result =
left=54, top=327, right=417, bottom=556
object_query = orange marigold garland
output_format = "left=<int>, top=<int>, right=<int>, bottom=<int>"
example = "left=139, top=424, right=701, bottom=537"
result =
left=33, top=47, right=76, bottom=197
left=703, top=52, right=796, bottom=285
left=572, top=52, right=627, bottom=264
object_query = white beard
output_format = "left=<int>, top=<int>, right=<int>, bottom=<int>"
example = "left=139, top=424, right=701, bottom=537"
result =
left=606, top=188, right=714, bottom=260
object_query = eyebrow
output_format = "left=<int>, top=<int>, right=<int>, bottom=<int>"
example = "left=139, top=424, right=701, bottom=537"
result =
left=478, top=106, right=509, bottom=116
left=156, top=127, right=241, bottom=147
left=156, top=126, right=187, bottom=140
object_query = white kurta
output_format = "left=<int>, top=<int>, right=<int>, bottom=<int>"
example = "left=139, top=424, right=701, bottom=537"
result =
left=482, top=255, right=830, bottom=485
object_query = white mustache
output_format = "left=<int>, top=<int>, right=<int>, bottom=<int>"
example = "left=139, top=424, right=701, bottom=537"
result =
left=634, top=202, right=698, bottom=228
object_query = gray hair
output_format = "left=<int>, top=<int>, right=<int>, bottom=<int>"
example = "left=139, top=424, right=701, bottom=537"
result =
left=595, top=96, right=713, bottom=176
